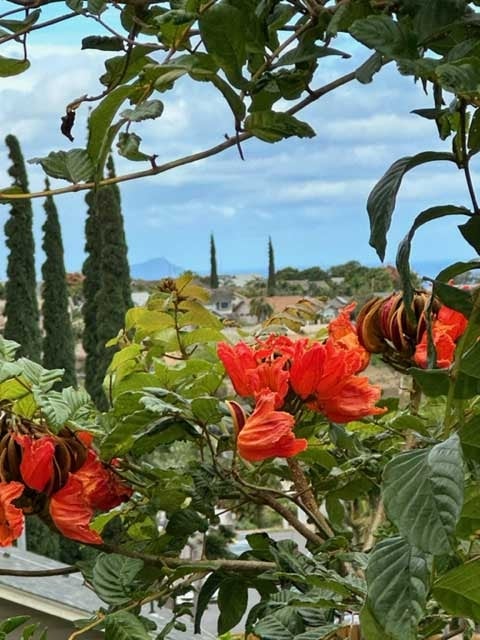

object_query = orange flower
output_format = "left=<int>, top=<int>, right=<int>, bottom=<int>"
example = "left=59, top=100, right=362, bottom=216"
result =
left=290, top=342, right=326, bottom=399
left=328, top=303, right=370, bottom=371
left=246, top=359, right=290, bottom=408
left=217, top=342, right=258, bottom=396
left=318, top=376, right=386, bottom=423
left=0, top=482, right=24, bottom=547
left=49, top=475, right=102, bottom=545
left=414, top=306, right=468, bottom=369
left=73, top=450, right=132, bottom=511
left=14, top=434, right=56, bottom=492
left=230, top=393, right=307, bottom=462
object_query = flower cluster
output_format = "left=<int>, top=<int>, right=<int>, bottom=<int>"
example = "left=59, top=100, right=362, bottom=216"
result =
left=0, top=416, right=131, bottom=547
left=219, top=305, right=386, bottom=462
left=356, top=291, right=468, bottom=369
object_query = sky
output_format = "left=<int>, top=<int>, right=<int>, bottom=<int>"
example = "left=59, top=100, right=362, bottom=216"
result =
left=0, top=5, right=477, bottom=279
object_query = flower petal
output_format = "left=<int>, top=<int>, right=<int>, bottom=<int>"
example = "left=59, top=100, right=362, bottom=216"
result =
left=290, top=343, right=326, bottom=399
left=15, top=434, right=56, bottom=492
left=217, top=342, right=257, bottom=396
left=320, top=376, right=387, bottom=423
left=237, top=393, right=307, bottom=462
left=0, top=482, right=24, bottom=547
left=49, top=475, right=102, bottom=545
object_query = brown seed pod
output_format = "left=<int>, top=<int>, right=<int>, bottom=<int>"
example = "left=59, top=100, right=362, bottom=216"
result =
left=357, top=291, right=438, bottom=368
left=0, top=412, right=90, bottom=496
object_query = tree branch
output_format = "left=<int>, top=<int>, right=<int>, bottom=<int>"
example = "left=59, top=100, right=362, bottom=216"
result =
left=0, top=67, right=362, bottom=203
left=0, top=565, right=79, bottom=577
left=98, top=544, right=276, bottom=572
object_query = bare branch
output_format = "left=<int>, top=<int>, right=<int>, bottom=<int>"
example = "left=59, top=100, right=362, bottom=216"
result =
left=0, top=565, right=79, bottom=577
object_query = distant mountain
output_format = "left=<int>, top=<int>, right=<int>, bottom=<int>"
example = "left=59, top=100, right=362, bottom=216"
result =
left=130, top=257, right=183, bottom=280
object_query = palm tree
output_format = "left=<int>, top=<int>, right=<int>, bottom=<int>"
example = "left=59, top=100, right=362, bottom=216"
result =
left=250, top=297, right=274, bottom=323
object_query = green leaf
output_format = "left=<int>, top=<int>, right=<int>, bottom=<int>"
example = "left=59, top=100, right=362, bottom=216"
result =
left=456, top=482, right=480, bottom=538
left=468, top=106, right=480, bottom=153
left=254, top=607, right=304, bottom=640
left=432, top=280, right=473, bottom=317
left=34, top=390, right=71, bottom=431
left=459, top=215, right=480, bottom=254
left=66, top=0, right=83, bottom=10
left=120, top=99, right=164, bottom=122
left=28, top=149, right=94, bottom=183
left=460, top=414, right=480, bottom=460
left=87, top=85, right=137, bottom=180
left=117, top=132, right=150, bottom=162
left=93, top=553, right=144, bottom=605
left=382, top=435, right=464, bottom=554
left=21, top=623, right=41, bottom=640
left=217, top=578, right=248, bottom=634
left=413, top=0, right=466, bottom=43
left=396, top=205, right=471, bottom=308
left=209, top=75, right=246, bottom=121
left=165, top=508, right=208, bottom=536
left=87, top=0, right=107, bottom=14
left=355, top=52, right=383, bottom=84
left=104, top=611, right=151, bottom=640
left=459, top=340, right=480, bottom=378
left=0, top=617, right=30, bottom=633
left=437, top=57, right=480, bottom=97
left=0, top=9, right=41, bottom=33
left=367, top=151, right=456, bottom=260
left=360, top=600, right=394, bottom=640
left=82, top=35, right=124, bottom=51
left=191, top=397, right=223, bottom=424
left=327, top=0, right=373, bottom=36
left=245, top=111, right=315, bottom=143
left=434, top=559, right=480, bottom=619
left=365, top=536, right=429, bottom=640
left=274, top=43, right=350, bottom=67
left=350, top=15, right=417, bottom=58
left=199, top=2, right=248, bottom=89
left=194, top=572, right=223, bottom=633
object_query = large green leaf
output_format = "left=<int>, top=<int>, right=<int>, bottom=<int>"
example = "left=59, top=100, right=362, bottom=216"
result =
left=199, top=2, right=248, bottom=89
left=365, top=536, right=429, bottom=640
left=0, top=56, right=30, bottom=77
left=120, top=99, right=164, bottom=122
left=93, top=553, right=144, bottom=605
left=195, top=572, right=224, bottom=633
left=104, top=611, right=151, bottom=640
left=437, top=57, right=480, bottom=97
left=350, top=15, right=417, bottom=58
left=413, top=0, right=466, bottom=43
left=254, top=607, right=304, bottom=640
left=367, top=151, right=456, bottom=260
left=396, top=205, right=471, bottom=308
left=0, top=617, right=30, bottom=634
left=408, top=368, right=450, bottom=397
left=34, top=390, right=71, bottom=431
left=28, top=149, right=94, bottom=183
left=87, top=85, right=137, bottom=179
left=217, top=578, right=248, bottom=634
left=434, top=559, right=480, bottom=619
left=382, top=435, right=464, bottom=554
left=245, top=111, right=315, bottom=143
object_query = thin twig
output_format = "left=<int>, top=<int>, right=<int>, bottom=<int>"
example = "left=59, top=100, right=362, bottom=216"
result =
left=460, top=99, right=480, bottom=214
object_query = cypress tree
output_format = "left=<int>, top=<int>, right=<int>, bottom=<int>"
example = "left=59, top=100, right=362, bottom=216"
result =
left=41, top=182, right=77, bottom=388
left=210, top=233, right=219, bottom=289
left=82, top=190, right=102, bottom=401
left=267, top=236, right=276, bottom=296
left=82, top=158, right=131, bottom=409
left=94, top=183, right=132, bottom=409
left=3, top=135, right=41, bottom=361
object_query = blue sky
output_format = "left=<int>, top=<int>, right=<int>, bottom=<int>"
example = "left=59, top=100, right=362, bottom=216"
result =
left=0, top=6, right=477, bottom=278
